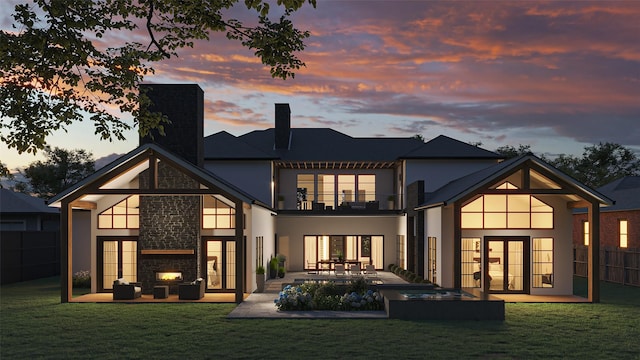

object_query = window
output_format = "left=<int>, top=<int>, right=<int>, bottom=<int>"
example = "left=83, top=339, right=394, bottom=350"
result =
left=296, top=174, right=314, bottom=210
left=583, top=221, right=589, bottom=246
left=98, top=196, right=139, bottom=229
left=203, top=196, right=235, bottom=229
left=533, top=238, right=553, bottom=288
left=461, top=238, right=480, bottom=288
left=296, top=174, right=377, bottom=210
left=620, top=220, right=628, bottom=248
left=461, top=182, right=553, bottom=229
left=303, top=235, right=383, bottom=269
left=256, top=236, right=264, bottom=267
left=427, top=236, right=437, bottom=284
left=318, top=174, right=336, bottom=209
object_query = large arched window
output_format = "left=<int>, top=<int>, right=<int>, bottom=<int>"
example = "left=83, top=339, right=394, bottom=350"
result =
left=461, top=182, right=553, bottom=229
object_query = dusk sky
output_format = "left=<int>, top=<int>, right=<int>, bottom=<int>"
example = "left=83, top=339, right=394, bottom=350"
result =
left=2, top=1, right=639, bottom=171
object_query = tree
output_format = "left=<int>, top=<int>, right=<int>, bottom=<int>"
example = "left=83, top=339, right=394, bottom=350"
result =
left=411, top=134, right=425, bottom=142
left=19, top=146, right=95, bottom=199
left=549, top=142, right=640, bottom=188
left=495, top=144, right=532, bottom=158
left=0, top=0, right=316, bottom=155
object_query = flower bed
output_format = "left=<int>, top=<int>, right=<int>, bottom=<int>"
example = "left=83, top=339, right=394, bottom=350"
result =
left=274, top=278, right=384, bottom=311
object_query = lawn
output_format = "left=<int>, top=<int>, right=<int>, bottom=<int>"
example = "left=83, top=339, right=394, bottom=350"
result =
left=1, top=277, right=639, bottom=359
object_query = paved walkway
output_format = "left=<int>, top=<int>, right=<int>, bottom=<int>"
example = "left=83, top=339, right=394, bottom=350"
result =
left=227, top=271, right=404, bottom=319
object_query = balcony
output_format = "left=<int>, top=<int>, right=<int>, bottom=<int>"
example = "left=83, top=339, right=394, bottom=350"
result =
left=276, top=193, right=401, bottom=214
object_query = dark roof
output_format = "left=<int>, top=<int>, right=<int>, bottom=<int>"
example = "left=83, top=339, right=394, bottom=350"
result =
left=0, top=189, right=59, bottom=214
left=417, top=154, right=613, bottom=209
left=575, top=176, right=640, bottom=213
left=402, top=135, right=503, bottom=159
left=203, top=131, right=274, bottom=160
left=204, top=129, right=501, bottom=162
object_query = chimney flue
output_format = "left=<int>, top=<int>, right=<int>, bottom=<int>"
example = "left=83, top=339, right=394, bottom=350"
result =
left=274, top=103, right=291, bottom=150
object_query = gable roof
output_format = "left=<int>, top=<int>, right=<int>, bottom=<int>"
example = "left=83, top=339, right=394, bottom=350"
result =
left=417, top=154, right=614, bottom=210
left=204, top=130, right=501, bottom=162
left=0, top=189, right=59, bottom=214
left=48, top=143, right=269, bottom=209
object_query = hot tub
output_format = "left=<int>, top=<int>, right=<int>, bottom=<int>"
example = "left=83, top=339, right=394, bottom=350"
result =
left=379, top=287, right=504, bottom=321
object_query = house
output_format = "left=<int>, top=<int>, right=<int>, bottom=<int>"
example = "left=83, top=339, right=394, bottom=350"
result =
left=573, top=176, right=639, bottom=249
left=0, top=189, right=64, bottom=284
left=415, top=154, right=611, bottom=301
left=49, top=84, right=611, bottom=303
left=0, top=188, right=59, bottom=231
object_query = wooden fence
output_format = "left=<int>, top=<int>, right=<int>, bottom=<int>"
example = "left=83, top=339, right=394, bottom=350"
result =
left=574, top=245, right=640, bottom=287
left=1, top=231, right=60, bottom=285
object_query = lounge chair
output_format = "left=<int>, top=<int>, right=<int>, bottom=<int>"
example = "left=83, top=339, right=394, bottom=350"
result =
left=350, top=264, right=361, bottom=276
left=335, top=264, right=346, bottom=277
left=113, top=278, right=142, bottom=300
left=364, top=264, right=377, bottom=277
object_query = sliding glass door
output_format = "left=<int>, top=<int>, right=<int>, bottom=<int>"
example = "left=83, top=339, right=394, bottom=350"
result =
left=205, top=239, right=236, bottom=291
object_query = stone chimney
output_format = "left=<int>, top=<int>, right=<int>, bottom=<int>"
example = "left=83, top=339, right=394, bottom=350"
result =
left=274, top=103, right=291, bottom=150
left=139, top=84, right=204, bottom=167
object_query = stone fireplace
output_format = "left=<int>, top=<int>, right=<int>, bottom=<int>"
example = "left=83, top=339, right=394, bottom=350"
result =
left=137, top=84, right=205, bottom=294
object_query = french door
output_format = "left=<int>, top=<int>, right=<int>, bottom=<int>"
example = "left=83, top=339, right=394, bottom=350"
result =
left=98, top=237, right=137, bottom=291
left=484, top=237, right=529, bottom=294
left=204, top=238, right=236, bottom=292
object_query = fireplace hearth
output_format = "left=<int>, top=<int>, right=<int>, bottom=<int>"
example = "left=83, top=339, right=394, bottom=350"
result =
left=155, top=271, right=184, bottom=282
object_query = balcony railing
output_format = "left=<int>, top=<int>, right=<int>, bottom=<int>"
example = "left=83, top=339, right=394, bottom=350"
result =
left=276, top=192, right=400, bottom=211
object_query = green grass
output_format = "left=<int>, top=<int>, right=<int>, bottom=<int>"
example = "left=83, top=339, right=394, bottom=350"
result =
left=2, top=277, right=639, bottom=359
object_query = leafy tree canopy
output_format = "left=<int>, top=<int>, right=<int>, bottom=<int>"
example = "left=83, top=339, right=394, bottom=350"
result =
left=495, top=144, right=532, bottom=158
left=18, top=146, right=95, bottom=199
left=551, top=142, right=640, bottom=188
left=0, top=0, right=316, bottom=155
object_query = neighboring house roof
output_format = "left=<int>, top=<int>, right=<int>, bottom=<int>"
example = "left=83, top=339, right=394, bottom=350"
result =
left=48, top=143, right=270, bottom=210
left=574, top=176, right=640, bottom=213
left=416, top=154, right=614, bottom=210
left=0, top=189, right=59, bottom=214
left=204, top=130, right=502, bottom=162
left=401, top=135, right=503, bottom=159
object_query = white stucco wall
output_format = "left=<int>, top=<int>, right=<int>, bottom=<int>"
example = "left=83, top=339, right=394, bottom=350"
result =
left=275, top=215, right=405, bottom=271
left=246, top=205, right=276, bottom=291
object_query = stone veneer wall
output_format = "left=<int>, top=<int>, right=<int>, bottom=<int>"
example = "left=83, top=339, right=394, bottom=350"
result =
left=138, top=163, right=201, bottom=293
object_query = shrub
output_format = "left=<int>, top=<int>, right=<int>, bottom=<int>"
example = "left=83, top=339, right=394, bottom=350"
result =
left=274, top=281, right=384, bottom=311
left=72, top=270, right=91, bottom=288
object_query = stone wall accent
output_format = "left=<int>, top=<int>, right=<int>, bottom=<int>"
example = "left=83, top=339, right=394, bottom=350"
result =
left=138, top=162, right=202, bottom=293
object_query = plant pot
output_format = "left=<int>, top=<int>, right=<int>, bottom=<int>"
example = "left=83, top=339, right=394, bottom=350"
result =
left=256, top=274, right=265, bottom=293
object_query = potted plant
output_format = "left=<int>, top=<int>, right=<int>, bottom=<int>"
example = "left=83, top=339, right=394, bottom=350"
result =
left=387, top=195, right=395, bottom=210
left=278, top=266, right=286, bottom=278
left=269, top=257, right=278, bottom=279
left=255, top=265, right=265, bottom=293
left=336, top=250, right=344, bottom=263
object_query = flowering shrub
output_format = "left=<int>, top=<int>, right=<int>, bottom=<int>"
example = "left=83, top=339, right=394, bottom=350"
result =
left=72, top=270, right=91, bottom=288
left=274, top=283, right=384, bottom=311
left=274, top=285, right=314, bottom=310
left=340, top=290, right=384, bottom=311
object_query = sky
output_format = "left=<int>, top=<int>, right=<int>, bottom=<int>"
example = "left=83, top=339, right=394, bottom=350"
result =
left=2, top=0, right=640, bottom=172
